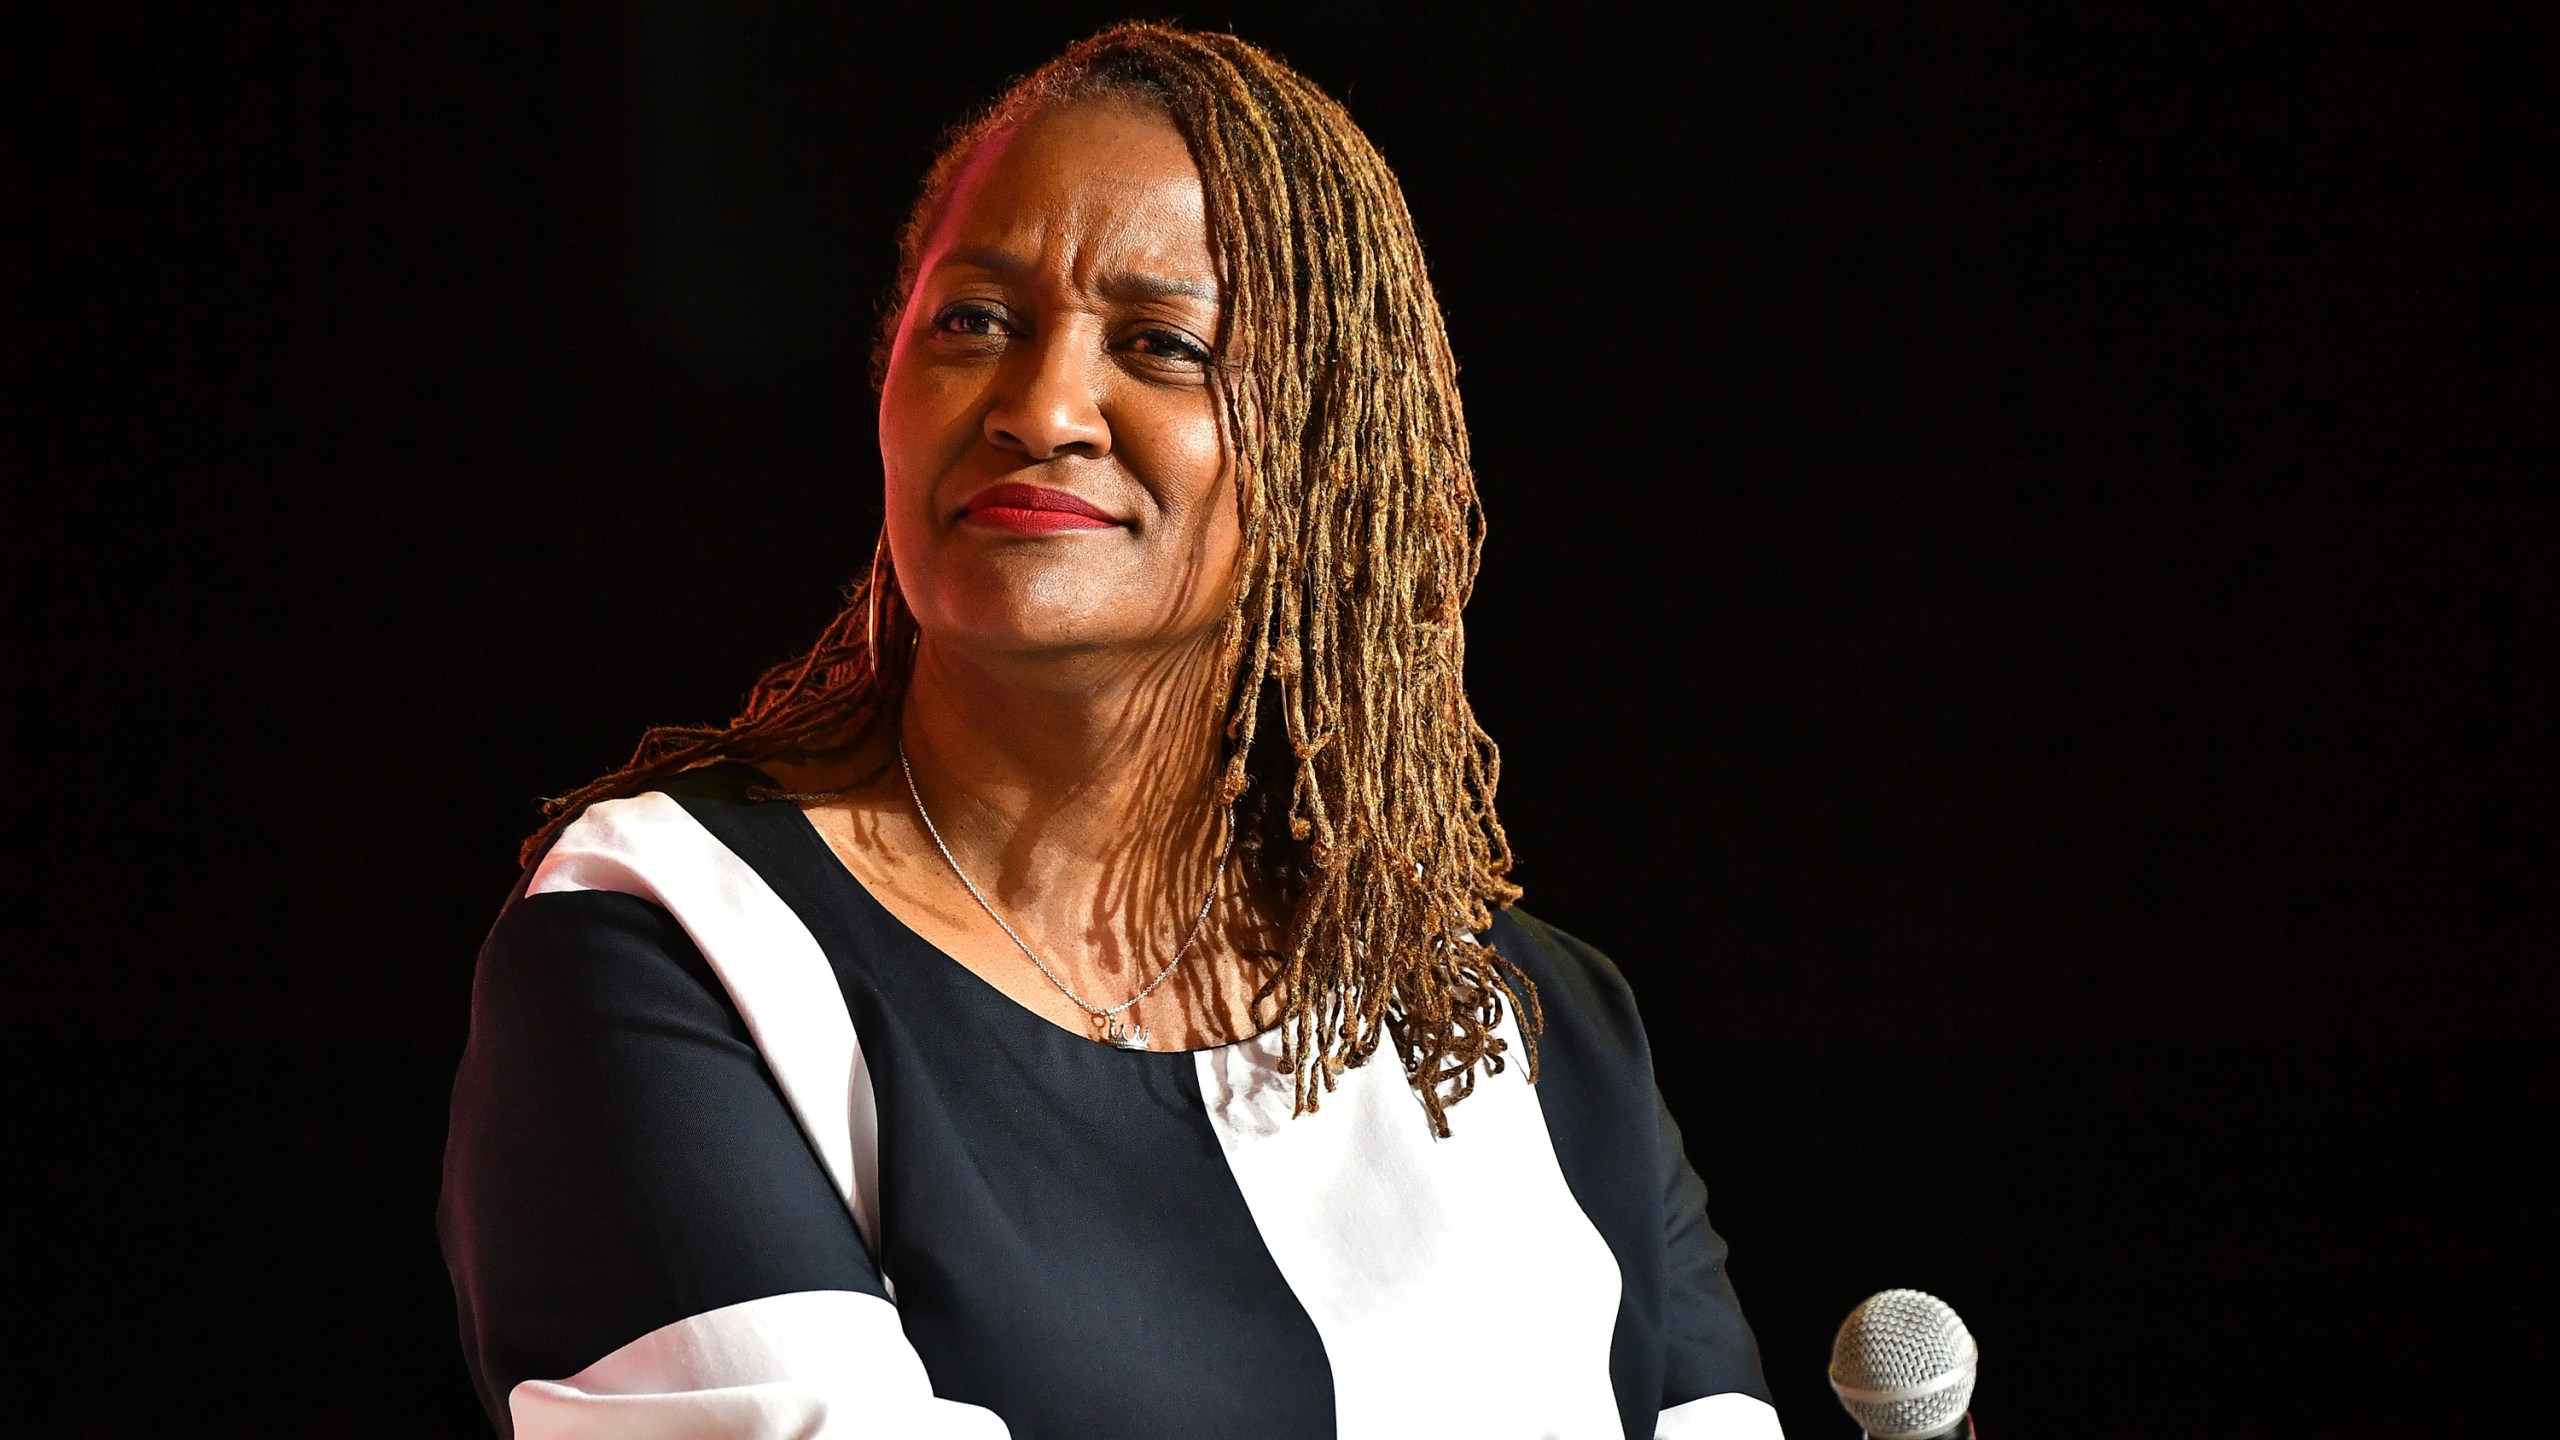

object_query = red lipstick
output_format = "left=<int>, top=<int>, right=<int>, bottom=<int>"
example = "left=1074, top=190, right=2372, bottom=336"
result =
left=958, top=482, right=1122, bottom=534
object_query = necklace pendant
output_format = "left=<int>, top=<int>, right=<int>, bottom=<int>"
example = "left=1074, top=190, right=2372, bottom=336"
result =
left=1101, top=1017, right=1150, bottom=1052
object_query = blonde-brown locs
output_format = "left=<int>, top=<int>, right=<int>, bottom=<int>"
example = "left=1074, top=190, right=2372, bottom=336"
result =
left=524, top=22, right=1534, bottom=1134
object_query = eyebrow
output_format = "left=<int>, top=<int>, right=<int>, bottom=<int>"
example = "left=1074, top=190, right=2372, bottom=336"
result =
left=1098, top=271, right=1221, bottom=305
left=939, top=244, right=1220, bottom=306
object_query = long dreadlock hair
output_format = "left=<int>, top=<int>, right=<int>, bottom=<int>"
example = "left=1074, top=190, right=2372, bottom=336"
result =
left=524, top=22, right=1532, bottom=1133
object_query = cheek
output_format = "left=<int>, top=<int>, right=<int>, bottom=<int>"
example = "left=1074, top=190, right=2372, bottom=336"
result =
left=1141, top=399, right=1242, bottom=621
left=876, top=341, right=976, bottom=500
left=1131, top=395, right=1232, bottom=548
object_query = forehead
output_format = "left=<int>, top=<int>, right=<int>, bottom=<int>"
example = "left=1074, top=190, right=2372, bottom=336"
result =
left=923, top=100, right=1212, bottom=279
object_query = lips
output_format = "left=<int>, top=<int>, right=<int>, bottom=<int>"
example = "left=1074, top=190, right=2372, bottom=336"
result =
left=958, top=482, right=1122, bottom=534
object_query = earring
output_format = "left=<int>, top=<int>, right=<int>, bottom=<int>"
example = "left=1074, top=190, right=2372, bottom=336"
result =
left=865, top=529, right=889, bottom=663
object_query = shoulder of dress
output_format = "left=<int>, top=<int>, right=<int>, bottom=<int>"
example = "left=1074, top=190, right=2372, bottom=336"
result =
left=1484, top=906, right=1652, bottom=1072
left=473, top=881, right=728, bottom=1047
left=519, top=763, right=800, bottom=897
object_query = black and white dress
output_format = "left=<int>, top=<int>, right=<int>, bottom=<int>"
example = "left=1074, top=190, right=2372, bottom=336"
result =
left=439, top=764, right=1780, bottom=1440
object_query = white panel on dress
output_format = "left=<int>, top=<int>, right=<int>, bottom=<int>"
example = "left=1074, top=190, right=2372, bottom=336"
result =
left=530, top=792, right=884, bottom=1259
left=1656, top=1392, right=1785, bottom=1439
left=1197, top=1021, right=1628, bottom=1440
left=511, top=1290, right=1009, bottom=1440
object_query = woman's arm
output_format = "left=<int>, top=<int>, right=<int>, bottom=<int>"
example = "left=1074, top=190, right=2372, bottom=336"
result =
left=439, top=880, right=1003, bottom=1439
left=1490, top=907, right=1784, bottom=1439
left=1652, top=1092, right=1785, bottom=1439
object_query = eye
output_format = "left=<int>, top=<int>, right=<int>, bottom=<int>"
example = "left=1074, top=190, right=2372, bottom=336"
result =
left=1124, top=326, right=1211, bottom=365
left=932, top=301, right=1011, bottom=338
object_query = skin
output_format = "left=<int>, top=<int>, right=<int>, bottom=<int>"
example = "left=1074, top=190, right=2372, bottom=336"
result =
left=766, top=99, right=1277, bottom=1051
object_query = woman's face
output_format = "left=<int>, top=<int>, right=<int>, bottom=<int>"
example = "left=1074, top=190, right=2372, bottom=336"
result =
left=877, top=100, right=1236, bottom=670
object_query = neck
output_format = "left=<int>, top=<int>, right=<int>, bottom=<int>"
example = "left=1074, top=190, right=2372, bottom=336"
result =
left=894, top=631, right=1235, bottom=965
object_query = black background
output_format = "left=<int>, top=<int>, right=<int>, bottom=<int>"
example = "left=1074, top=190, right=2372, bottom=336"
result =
left=15, top=3, right=2554, bottom=1435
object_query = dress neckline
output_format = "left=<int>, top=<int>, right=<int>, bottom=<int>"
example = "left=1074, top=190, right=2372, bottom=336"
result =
left=727, top=763, right=1288, bottom=1058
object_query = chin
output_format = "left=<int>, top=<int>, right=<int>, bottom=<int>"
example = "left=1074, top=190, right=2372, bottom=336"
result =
left=923, top=588, right=1141, bottom=658
left=916, top=548, right=1143, bottom=640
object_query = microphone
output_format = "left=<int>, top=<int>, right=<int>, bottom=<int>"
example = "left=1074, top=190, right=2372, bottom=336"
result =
left=1828, top=1289, right=1979, bottom=1440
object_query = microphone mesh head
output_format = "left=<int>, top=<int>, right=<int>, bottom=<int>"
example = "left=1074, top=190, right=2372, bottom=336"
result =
left=1829, top=1289, right=1977, bottom=1440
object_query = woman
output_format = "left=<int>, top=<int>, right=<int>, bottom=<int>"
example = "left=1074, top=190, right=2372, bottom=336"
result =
left=441, top=23, right=1777, bottom=1440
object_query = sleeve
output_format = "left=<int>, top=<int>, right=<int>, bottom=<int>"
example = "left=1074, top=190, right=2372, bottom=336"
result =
left=438, top=887, right=1006, bottom=1439
left=1490, top=906, right=1780, bottom=1440
left=1653, top=1093, right=1784, bottom=1439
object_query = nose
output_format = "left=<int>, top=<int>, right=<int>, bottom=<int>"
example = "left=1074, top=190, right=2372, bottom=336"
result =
left=984, top=325, right=1111, bottom=460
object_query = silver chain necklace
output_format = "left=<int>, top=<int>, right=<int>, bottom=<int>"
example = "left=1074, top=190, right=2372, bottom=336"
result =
left=899, top=738, right=1229, bottom=1052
